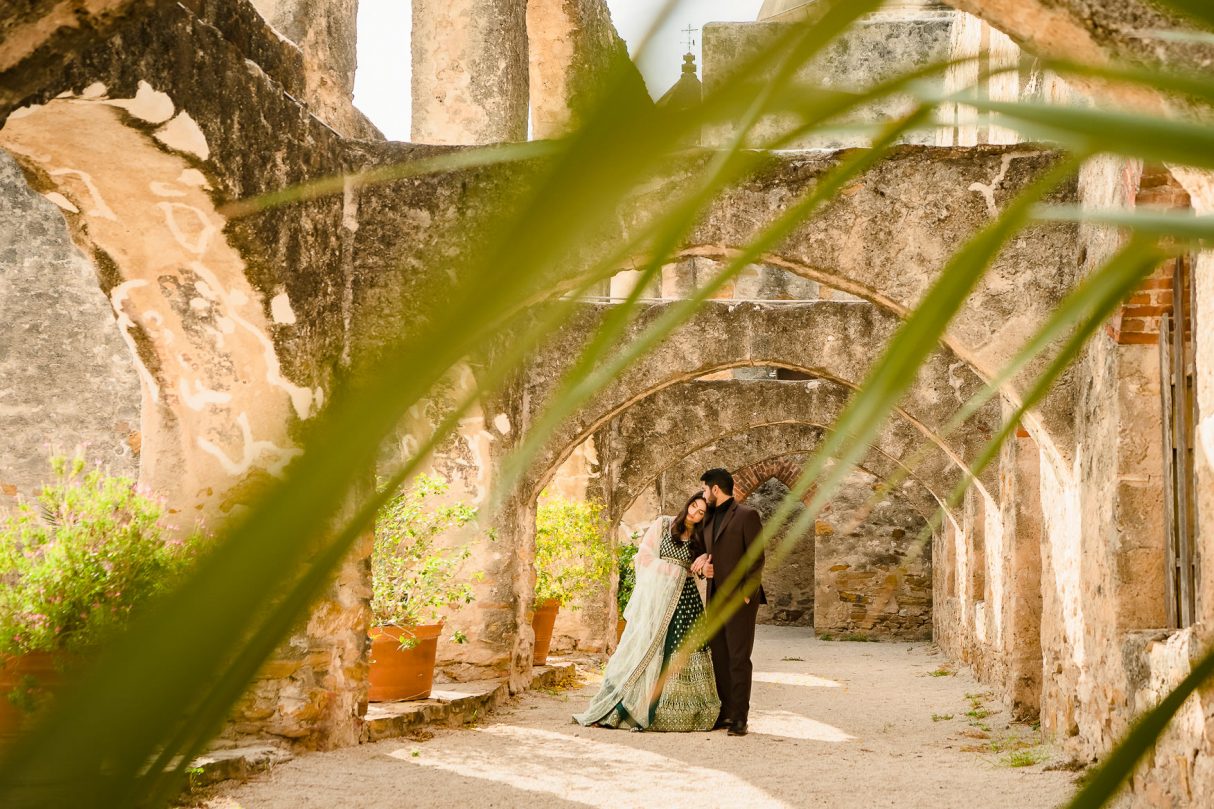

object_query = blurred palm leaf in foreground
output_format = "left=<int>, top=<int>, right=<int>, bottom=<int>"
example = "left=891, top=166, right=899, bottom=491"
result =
left=1, top=1, right=1213, bottom=807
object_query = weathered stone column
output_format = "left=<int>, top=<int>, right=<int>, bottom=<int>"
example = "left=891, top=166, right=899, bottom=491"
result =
left=526, top=0, right=647, bottom=140
left=412, top=0, right=529, bottom=144
left=250, top=0, right=378, bottom=139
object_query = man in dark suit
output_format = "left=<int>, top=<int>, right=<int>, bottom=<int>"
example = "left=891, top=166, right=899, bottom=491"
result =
left=690, top=468, right=766, bottom=737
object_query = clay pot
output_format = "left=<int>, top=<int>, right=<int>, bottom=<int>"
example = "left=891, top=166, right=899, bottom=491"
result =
left=617, top=618, right=627, bottom=642
left=368, top=623, right=443, bottom=702
left=531, top=599, right=561, bottom=665
left=0, top=653, right=60, bottom=742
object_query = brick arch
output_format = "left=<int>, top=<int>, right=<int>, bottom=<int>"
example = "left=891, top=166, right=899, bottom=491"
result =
left=734, top=458, right=811, bottom=504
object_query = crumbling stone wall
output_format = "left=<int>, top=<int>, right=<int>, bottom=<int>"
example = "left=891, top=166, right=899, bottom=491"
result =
left=0, top=150, right=141, bottom=501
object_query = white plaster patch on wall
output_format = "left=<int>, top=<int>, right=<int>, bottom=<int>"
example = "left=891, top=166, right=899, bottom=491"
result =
left=80, top=82, right=108, bottom=99
left=105, top=81, right=175, bottom=124
left=270, top=292, right=297, bottom=325
left=493, top=413, right=511, bottom=435
left=156, top=201, right=215, bottom=256
left=48, top=168, right=117, bottom=220
left=7, top=104, right=44, bottom=121
left=178, top=168, right=210, bottom=189
left=968, top=150, right=1052, bottom=218
left=43, top=192, right=79, bottom=213
left=180, top=378, right=233, bottom=410
left=190, top=260, right=315, bottom=418
left=150, top=181, right=187, bottom=198
left=197, top=412, right=302, bottom=477
left=110, top=279, right=161, bottom=403
left=459, top=411, right=495, bottom=504
left=1198, top=416, right=1214, bottom=481
left=154, top=112, right=210, bottom=160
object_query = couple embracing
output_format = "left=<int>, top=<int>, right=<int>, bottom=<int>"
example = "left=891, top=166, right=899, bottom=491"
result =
left=573, top=468, right=766, bottom=736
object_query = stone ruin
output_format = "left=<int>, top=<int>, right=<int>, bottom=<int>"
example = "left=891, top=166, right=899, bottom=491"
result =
left=3, top=0, right=1214, bottom=805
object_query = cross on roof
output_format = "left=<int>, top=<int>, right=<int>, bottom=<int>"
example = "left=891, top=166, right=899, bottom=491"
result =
left=682, top=24, right=698, bottom=52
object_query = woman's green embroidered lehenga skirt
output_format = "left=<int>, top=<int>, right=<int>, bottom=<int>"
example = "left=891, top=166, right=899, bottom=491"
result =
left=597, top=573, right=719, bottom=732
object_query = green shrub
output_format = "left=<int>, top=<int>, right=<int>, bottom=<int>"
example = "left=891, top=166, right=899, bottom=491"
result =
left=0, top=456, right=199, bottom=657
left=616, top=536, right=639, bottom=615
left=371, top=474, right=484, bottom=629
left=534, top=494, right=612, bottom=607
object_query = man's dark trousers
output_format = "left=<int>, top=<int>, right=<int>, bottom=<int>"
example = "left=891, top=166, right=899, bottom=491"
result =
left=707, top=592, right=759, bottom=726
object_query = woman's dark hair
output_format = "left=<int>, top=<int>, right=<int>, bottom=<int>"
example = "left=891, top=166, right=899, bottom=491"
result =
left=672, top=492, right=706, bottom=540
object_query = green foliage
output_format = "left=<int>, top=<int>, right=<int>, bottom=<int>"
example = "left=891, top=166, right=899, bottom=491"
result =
left=0, top=456, right=199, bottom=657
left=615, top=536, right=639, bottom=615
left=931, top=714, right=953, bottom=722
left=371, top=474, right=483, bottom=629
left=534, top=495, right=612, bottom=608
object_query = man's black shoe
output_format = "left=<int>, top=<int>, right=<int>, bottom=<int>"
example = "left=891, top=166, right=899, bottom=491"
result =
left=727, top=723, right=748, bottom=736
left=712, top=718, right=733, bottom=731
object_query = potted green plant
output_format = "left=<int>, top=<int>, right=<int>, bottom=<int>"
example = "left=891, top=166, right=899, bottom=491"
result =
left=615, top=537, right=639, bottom=642
left=369, top=474, right=483, bottom=702
left=0, top=456, right=198, bottom=738
left=532, top=495, right=613, bottom=665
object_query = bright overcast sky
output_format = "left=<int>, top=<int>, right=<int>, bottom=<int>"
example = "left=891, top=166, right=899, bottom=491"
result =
left=353, top=0, right=765, bottom=141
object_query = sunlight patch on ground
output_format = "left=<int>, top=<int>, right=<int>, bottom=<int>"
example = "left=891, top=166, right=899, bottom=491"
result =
left=748, top=709, right=854, bottom=742
left=389, top=725, right=793, bottom=808
left=753, top=671, right=841, bottom=688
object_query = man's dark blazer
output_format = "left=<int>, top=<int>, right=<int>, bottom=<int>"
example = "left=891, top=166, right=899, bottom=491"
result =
left=692, top=498, right=767, bottom=604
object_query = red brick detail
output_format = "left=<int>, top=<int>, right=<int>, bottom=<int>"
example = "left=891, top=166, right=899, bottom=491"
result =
left=733, top=458, right=814, bottom=505
left=1112, top=167, right=1189, bottom=346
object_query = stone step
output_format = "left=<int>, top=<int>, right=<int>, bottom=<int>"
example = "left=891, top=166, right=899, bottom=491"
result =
left=188, top=745, right=295, bottom=788
left=190, top=660, right=578, bottom=786
left=362, top=660, right=577, bottom=742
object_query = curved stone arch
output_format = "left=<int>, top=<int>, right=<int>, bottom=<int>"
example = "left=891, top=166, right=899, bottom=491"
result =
left=599, top=378, right=963, bottom=521
left=665, top=145, right=1080, bottom=435
left=670, top=245, right=1074, bottom=463
left=622, top=421, right=951, bottom=532
left=525, top=300, right=1002, bottom=501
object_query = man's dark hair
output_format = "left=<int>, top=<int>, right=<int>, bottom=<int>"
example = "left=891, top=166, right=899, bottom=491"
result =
left=700, top=467, right=734, bottom=495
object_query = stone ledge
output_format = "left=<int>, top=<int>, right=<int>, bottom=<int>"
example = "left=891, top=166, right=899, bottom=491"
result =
left=189, top=745, right=295, bottom=788
left=189, top=661, right=578, bottom=788
left=362, top=660, right=578, bottom=743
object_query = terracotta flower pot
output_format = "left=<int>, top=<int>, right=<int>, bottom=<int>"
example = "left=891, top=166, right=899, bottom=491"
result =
left=368, top=623, right=443, bottom=702
left=617, top=618, right=627, bottom=642
left=0, top=653, right=60, bottom=742
left=531, top=599, right=561, bottom=665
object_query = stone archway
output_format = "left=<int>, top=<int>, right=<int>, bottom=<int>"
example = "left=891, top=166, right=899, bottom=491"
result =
left=524, top=300, right=1004, bottom=504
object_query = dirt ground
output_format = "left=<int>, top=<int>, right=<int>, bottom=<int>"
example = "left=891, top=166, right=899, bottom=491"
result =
left=204, top=625, right=1080, bottom=808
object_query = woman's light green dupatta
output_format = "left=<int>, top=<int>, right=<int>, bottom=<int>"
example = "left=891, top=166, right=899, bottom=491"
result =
left=573, top=516, right=688, bottom=728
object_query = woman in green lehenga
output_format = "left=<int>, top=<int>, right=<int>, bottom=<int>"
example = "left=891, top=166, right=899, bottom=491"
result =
left=573, top=493, right=720, bottom=732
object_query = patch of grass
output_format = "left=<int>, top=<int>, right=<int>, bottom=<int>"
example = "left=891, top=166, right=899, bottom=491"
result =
left=931, top=713, right=953, bottom=722
left=927, top=667, right=954, bottom=677
left=817, top=633, right=835, bottom=641
left=1003, top=748, right=1049, bottom=768
left=781, top=656, right=805, bottom=662
left=965, top=707, right=992, bottom=720
left=839, top=632, right=877, bottom=642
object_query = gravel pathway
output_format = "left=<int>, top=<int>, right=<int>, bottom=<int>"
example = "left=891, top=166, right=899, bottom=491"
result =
left=205, top=625, right=1078, bottom=808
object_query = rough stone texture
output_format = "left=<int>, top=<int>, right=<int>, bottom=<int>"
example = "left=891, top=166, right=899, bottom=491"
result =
left=812, top=468, right=932, bottom=640
left=703, top=12, right=954, bottom=149
left=0, top=0, right=364, bottom=750
left=526, top=0, right=649, bottom=140
left=739, top=475, right=816, bottom=627
left=248, top=0, right=380, bottom=139
left=0, top=149, right=141, bottom=501
left=411, top=0, right=529, bottom=144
